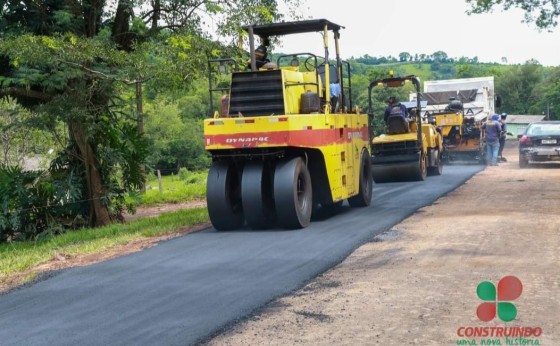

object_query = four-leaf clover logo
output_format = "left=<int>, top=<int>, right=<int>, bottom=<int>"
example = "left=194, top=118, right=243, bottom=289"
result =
left=476, top=275, right=523, bottom=322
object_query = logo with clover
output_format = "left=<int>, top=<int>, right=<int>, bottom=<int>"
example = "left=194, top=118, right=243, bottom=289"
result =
left=476, top=275, right=523, bottom=322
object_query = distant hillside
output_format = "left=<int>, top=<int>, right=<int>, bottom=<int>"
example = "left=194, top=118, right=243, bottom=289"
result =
left=347, top=59, right=511, bottom=82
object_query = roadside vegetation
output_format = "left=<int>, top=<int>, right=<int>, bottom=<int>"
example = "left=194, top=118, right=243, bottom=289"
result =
left=132, top=169, right=207, bottom=207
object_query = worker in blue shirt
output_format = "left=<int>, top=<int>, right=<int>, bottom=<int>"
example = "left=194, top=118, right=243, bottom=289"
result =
left=482, top=114, right=503, bottom=166
left=383, top=96, right=408, bottom=122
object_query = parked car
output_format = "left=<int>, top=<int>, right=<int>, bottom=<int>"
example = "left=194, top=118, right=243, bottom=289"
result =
left=518, top=121, right=560, bottom=168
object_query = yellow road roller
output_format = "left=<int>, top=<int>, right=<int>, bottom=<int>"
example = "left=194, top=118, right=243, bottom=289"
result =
left=368, top=75, right=443, bottom=183
left=204, top=19, right=373, bottom=230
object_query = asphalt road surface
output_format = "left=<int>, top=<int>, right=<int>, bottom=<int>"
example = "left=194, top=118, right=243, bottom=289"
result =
left=0, top=165, right=483, bottom=346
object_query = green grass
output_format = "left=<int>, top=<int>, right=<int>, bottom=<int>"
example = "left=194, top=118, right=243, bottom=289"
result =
left=134, top=170, right=207, bottom=206
left=0, top=208, right=209, bottom=283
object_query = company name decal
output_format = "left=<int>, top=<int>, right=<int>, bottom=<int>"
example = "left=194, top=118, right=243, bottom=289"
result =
left=225, top=136, right=269, bottom=144
left=347, top=131, right=363, bottom=139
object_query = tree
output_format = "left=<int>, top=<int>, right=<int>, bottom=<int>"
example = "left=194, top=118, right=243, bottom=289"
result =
left=398, top=52, right=411, bottom=62
left=144, top=98, right=209, bottom=172
left=0, top=0, right=299, bottom=227
left=455, top=64, right=476, bottom=78
left=466, top=0, right=560, bottom=117
left=0, top=98, right=32, bottom=167
left=465, top=0, right=560, bottom=30
left=529, top=66, right=560, bottom=119
left=432, top=51, right=448, bottom=63
left=495, top=62, right=544, bottom=114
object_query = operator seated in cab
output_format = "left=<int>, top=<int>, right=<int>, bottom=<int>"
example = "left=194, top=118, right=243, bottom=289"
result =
left=445, top=97, right=463, bottom=113
left=383, top=96, right=410, bottom=134
left=246, top=44, right=277, bottom=70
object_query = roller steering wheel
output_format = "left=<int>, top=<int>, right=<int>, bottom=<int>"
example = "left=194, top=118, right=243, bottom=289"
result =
left=304, top=56, right=325, bottom=71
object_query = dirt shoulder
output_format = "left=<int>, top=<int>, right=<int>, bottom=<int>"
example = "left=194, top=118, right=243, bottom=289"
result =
left=207, top=142, right=560, bottom=346
left=123, top=199, right=207, bottom=222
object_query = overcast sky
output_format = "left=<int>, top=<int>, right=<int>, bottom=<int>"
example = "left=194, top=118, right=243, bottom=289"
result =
left=275, top=0, right=560, bottom=66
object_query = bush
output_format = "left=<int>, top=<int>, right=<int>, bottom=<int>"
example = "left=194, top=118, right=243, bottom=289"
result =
left=146, top=170, right=156, bottom=181
left=178, top=167, right=189, bottom=180
left=0, top=166, right=52, bottom=242
left=0, top=165, right=87, bottom=243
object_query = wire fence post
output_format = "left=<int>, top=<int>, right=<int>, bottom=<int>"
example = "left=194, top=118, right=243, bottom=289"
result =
left=157, top=170, right=163, bottom=193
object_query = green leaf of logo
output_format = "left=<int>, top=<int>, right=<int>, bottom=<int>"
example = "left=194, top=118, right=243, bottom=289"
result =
left=477, top=281, right=496, bottom=301
left=498, top=302, right=517, bottom=322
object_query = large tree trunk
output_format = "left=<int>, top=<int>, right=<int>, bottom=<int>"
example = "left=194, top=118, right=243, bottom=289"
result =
left=69, top=121, right=112, bottom=227
left=83, top=0, right=105, bottom=37
left=112, top=0, right=135, bottom=51
left=151, top=0, right=161, bottom=31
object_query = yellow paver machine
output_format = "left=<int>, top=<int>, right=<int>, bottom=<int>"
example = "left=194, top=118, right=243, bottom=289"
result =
left=428, top=99, right=486, bottom=164
left=419, top=77, right=501, bottom=164
left=204, top=19, right=373, bottom=230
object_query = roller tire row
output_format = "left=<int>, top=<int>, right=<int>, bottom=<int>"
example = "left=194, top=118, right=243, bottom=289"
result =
left=207, top=151, right=372, bottom=231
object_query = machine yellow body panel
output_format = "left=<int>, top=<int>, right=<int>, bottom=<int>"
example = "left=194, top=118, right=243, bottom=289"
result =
left=372, top=123, right=441, bottom=154
left=435, top=113, right=463, bottom=125
left=204, top=113, right=369, bottom=202
left=421, top=123, right=443, bottom=150
left=371, top=131, right=417, bottom=145
left=281, top=69, right=306, bottom=114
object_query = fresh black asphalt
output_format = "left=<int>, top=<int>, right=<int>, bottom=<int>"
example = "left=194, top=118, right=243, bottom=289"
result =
left=0, top=165, right=483, bottom=346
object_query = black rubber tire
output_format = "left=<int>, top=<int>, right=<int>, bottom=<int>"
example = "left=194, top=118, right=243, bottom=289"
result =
left=415, top=152, right=428, bottom=181
left=206, top=161, right=244, bottom=230
left=241, top=161, right=276, bottom=229
left=348, top=149, right=373, bottom=207
left=427, top=149, right=443, bottom=176
left=519, top=154, right=529, bottom=168
left=274, top=157, right=312, bottom=229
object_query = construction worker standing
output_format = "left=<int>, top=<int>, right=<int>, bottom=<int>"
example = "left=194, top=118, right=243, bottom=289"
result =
left=482, top=114, right=502, bottom=166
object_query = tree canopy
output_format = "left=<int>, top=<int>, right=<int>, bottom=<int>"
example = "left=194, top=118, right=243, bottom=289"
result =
left=466, top=0, right=560, bottom=30
left=0, top=0, right=300, bottom=236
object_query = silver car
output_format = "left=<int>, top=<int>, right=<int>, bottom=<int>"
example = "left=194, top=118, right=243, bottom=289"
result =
left=518, top=121, right=560, bottom=168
